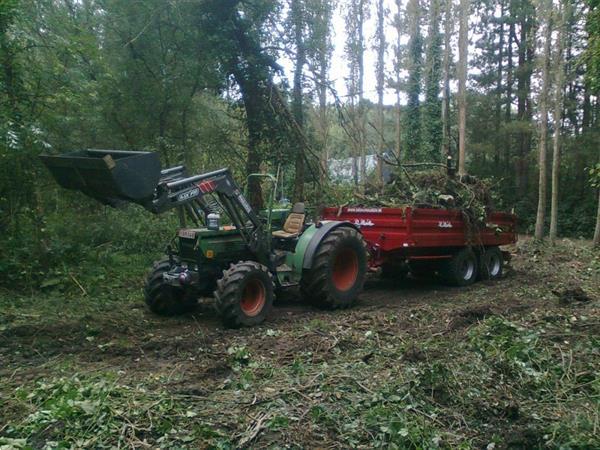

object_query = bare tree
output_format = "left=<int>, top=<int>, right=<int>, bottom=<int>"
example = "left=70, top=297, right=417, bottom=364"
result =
left=534, top=0, right=553, bottom=240
left=457, top=0, right=469, bottom=176
left=549, top=0, right=569, bottom=241
left=307, top=0, right=334, bottom=185
left=291, top=0, right=306, bottom=202
left=375, top=0, right=386, bottom=184
left=393, top=0, right=403, bottom=158
left=357, top=0, right=367, bottom=187
left=594, top=190, right=600, bottom=247
left=441, top=0, right=453, bottom=157
left=344, top=0, right=368, bottom=187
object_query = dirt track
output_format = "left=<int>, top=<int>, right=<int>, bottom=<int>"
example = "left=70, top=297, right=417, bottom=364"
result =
left=1, top=261, right=532, bottom=389
left=1, top=238, right=598, bottom=448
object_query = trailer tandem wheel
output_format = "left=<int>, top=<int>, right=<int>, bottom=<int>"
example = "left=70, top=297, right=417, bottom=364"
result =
left=479, top=246, right=503, bottom=280
left=440, top=248, right=479, bottom=286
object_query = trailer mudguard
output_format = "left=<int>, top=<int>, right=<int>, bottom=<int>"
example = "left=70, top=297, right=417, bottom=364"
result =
left=289, top=221, right=361, bottom=276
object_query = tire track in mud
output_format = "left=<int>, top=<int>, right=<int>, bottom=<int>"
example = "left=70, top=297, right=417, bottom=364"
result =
left=0, top=263, right=537, bottom=389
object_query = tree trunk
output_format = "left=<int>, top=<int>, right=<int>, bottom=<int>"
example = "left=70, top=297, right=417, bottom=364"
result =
left=395, top=0, right=402, bottom=158
left=358, top=0, right=366, bottom=189
left=457, top=0, right=469, bottom=176
left=375, top=0, right=385, bottom=185
left=405, top=0, right=423, bottom=160
left=441, top=0, right=452, bottom=158
left=534, top=0, right=553, bottom=240
left=515, top=1, right=534, bottom=197
left=318, top=51, right=330, bottom=186
left=494, top=0, right=505, bottom=167
left=442, top=0, right=454, bottom=158
left=577, top=87, right=592, bottom=196
left=236, top=76, right=265, bottom=209
left=594, top=189, right=600, bottom=247
left=344, top=0, right=364, bottom=187
left=423, top=0, right=442, bottom=161
left=505, top=20, right=514, bottom=172
left=550, top=0, right=568, bottom=241
left=291, top=0, right=306, bottom=202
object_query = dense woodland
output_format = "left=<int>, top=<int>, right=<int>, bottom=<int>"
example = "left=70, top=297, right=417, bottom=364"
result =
left=2, top=2, right=600, bottom=448
left=1, top=0, right=600, bottom=288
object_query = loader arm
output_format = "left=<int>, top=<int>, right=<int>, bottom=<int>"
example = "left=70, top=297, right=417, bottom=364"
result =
left=153, top=168, right=267, bottom=257
left=40, top=150, right=268, bottom=260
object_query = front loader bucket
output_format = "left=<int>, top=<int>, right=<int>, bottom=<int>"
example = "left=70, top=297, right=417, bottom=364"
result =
left=40, top=149, right=161, bottom=207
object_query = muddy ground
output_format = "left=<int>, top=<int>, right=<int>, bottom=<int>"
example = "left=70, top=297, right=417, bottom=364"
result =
left=0, top=237, right=598, bottom=449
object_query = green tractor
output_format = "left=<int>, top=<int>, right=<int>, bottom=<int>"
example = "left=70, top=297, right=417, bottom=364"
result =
left=41, top=150, right=367, bottom=327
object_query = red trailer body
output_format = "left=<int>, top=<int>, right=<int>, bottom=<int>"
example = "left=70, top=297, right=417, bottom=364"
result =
left=321, top=206, right=517, bottom=270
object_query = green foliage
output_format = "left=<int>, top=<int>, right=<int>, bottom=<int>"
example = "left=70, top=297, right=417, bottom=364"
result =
left=0, top=192, right=175, bottom=290
left=1, top=374, right=233, bottom=448
left=422, top=0, right=444, bottom=161
left=585, top=0, right=600, bottom=92
left=589, top=162, right=600, bottom=188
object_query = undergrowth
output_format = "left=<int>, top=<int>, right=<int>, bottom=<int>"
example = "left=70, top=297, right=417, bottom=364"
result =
left=0, top=237, right=598, bottom=448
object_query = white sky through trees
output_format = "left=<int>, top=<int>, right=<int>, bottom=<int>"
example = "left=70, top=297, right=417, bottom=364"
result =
left=277, top=0, right=474, bottom=106
left=278, top=0, right=417, bottom=105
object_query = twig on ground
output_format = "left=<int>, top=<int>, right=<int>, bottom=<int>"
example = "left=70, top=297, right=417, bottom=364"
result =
left=70, top=273, right=88, bottom=296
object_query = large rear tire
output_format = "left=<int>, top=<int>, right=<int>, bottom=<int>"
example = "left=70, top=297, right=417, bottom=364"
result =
left=144, top=258, right=197, bottom=316
left=301, top=226, right=367, bottom=309
left=214, top=261, right=274, bottom=328
left=440, top=248, right=478, bottom=286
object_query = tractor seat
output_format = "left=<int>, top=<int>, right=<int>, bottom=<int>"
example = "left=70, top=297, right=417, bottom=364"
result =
left=272, top=202, right=305, bottom=239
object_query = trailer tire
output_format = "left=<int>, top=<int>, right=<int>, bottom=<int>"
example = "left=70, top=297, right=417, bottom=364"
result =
left=144, top=258, right=197, bottom=316
left=440, top=248, right=478, bottom=286
left=214, top=261, right=274, bottom=328
left=301, top=226, right=367, bottom=309
left=479, top=246, right=503, bottom=280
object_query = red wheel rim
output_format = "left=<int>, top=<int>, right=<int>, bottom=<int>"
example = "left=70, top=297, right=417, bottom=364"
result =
left=332, top=247, right=359, bottom=291
left=240, top=279, right=266, bottom=317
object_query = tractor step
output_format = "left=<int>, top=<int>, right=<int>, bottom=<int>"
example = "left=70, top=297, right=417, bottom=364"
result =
left=276, top=263, right=298, bottom=288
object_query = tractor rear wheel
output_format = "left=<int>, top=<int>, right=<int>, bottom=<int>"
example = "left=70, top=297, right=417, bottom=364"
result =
left=144, top=258, right=197, bottom=316
left=301, top=226, right=367, bottom=309
left=214, top=261, right=274, bottom=328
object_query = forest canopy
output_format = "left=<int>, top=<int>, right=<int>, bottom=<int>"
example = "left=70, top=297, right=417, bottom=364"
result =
left=1, top=2, right=599, bottom=448
left=1, top=0, right=599, bottom=288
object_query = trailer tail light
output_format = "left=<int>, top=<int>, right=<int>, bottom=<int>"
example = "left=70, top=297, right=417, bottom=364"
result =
left=197, top=180, right=216, bottom=193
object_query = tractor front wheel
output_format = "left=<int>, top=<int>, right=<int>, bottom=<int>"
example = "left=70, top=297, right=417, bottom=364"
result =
left=215, top=261, right=274, bottom=328
left=144, top=258, right=197, bottom=316
left=301, top=226, right=367, bottom=309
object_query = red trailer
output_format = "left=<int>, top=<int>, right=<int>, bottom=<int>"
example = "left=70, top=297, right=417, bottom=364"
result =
left=321, top=206, right=517, bottom=286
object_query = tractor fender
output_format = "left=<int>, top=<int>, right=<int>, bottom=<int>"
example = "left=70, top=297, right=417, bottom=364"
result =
left=297, top=221, right=361, bottom=271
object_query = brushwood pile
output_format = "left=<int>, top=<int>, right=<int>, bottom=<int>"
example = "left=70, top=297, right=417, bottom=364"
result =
left=355, top=168, right=495, bottom=224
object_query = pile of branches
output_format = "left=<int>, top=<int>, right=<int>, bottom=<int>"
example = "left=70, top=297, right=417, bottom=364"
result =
left=354, top=164, right=495, bottom=225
